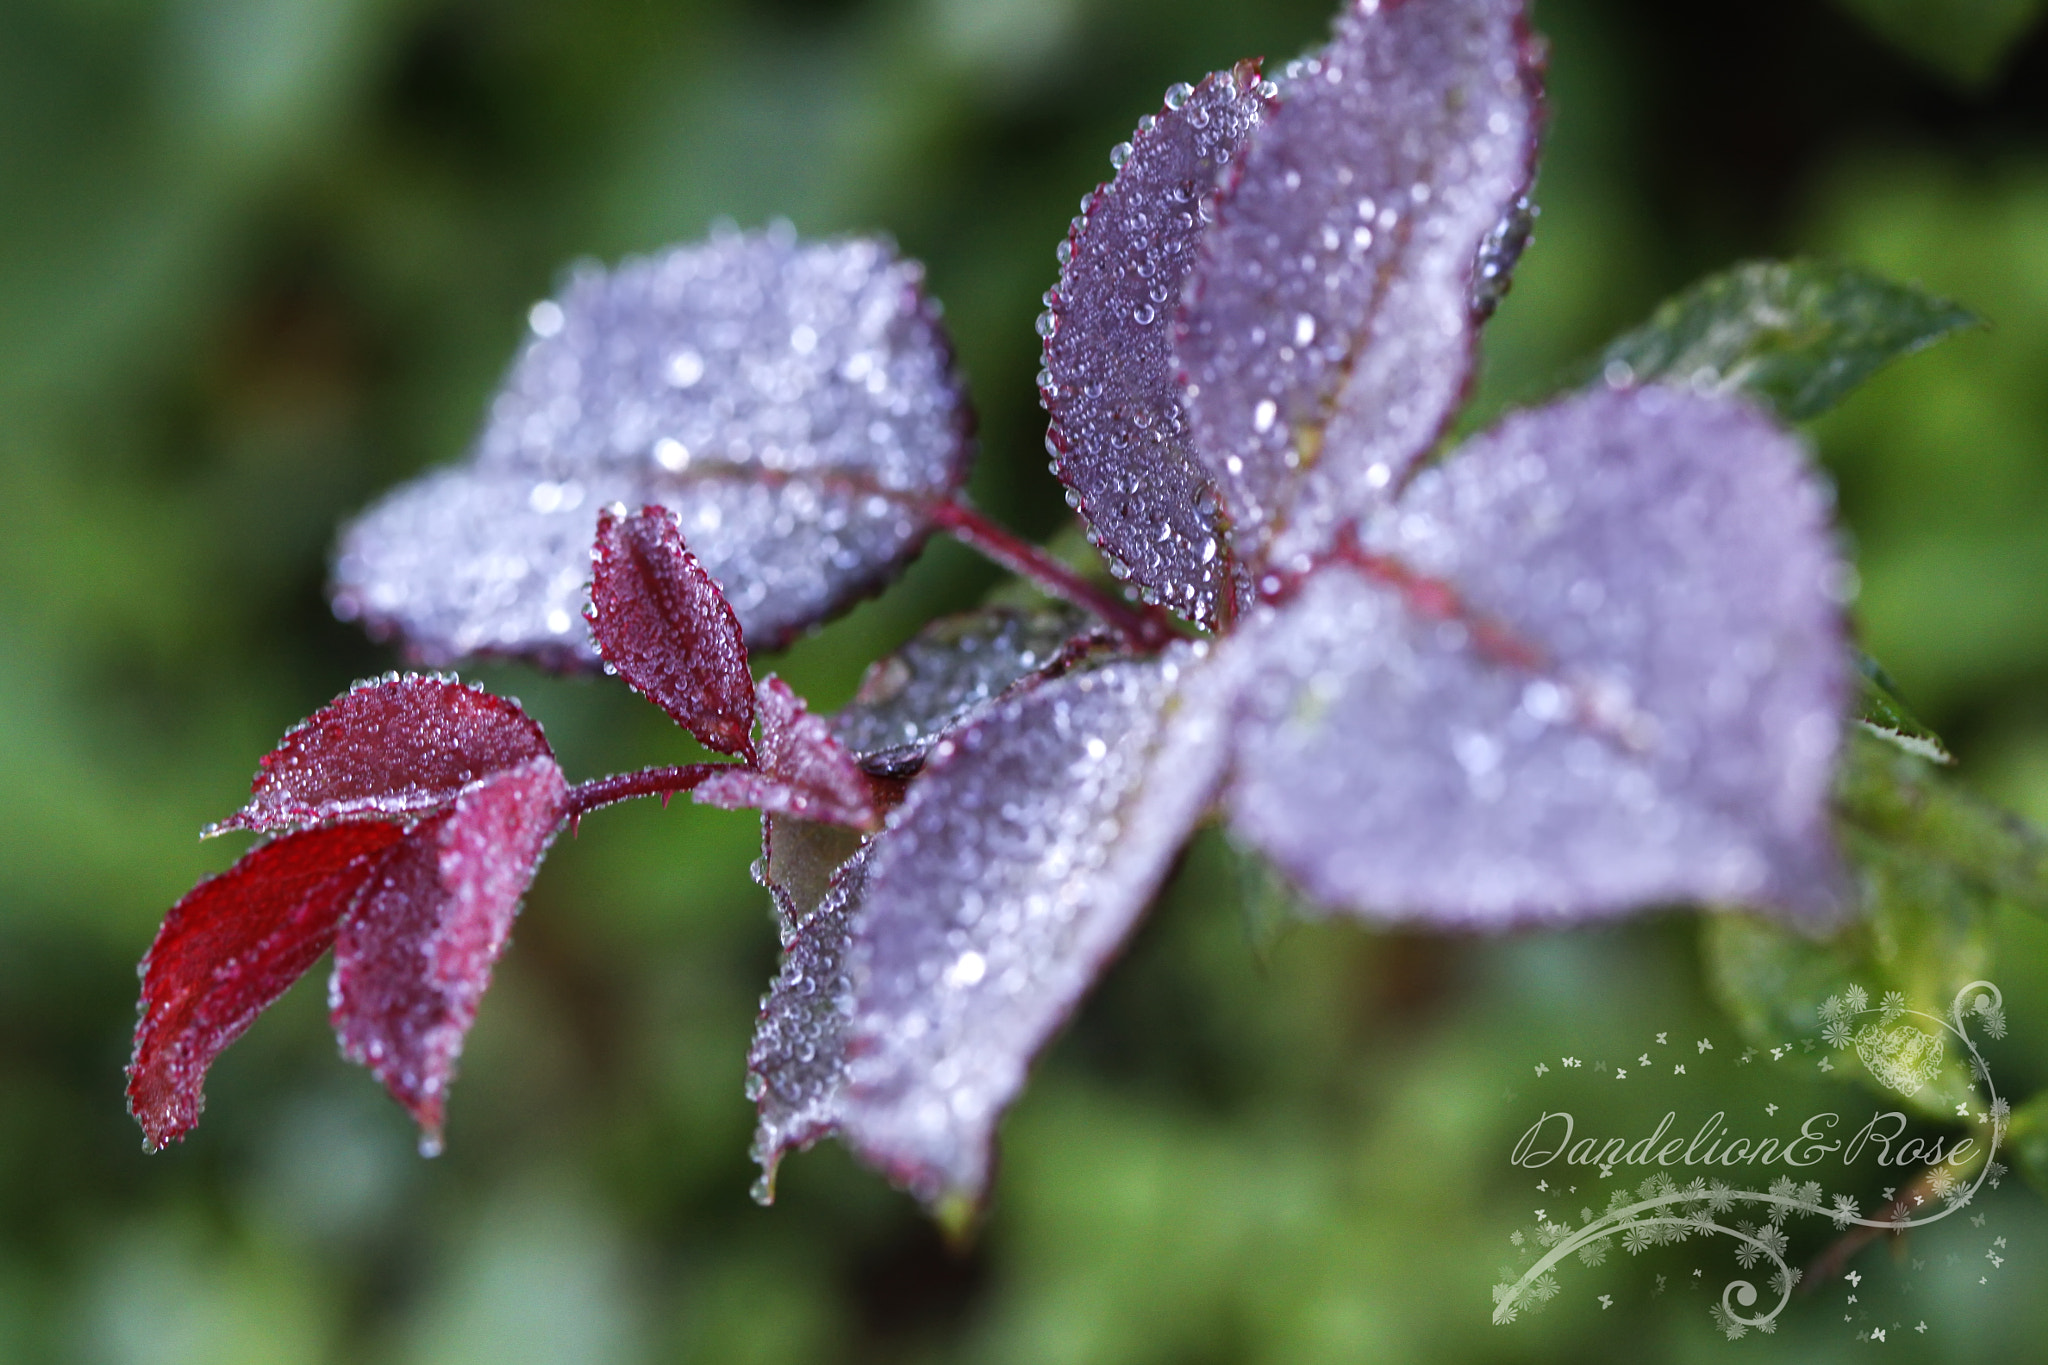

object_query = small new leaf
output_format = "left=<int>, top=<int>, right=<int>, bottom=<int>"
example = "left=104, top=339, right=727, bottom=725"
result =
left=211, top=675, right=554, bottom=834
left=1592, top=259, right=1978, bottom=422
left=332, top=231, right=973, bottom=666
left=696, top=677, right=875, bottom=829
left=330, top=756, right=569, bottom=1150
left=589, top=504, right=757, bottom=758
left=128, top=823, right=407, bottom=1149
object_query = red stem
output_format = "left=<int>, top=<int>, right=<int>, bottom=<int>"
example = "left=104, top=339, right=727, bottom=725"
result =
left=927, top=499, right=1179, bottom=649
left=565, top=764, right=730, bottom=821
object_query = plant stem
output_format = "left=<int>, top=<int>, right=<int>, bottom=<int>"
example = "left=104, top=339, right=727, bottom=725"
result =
left=928, top=499, right=1178, bottom=648
left=564, top=764, right=730, bottom=822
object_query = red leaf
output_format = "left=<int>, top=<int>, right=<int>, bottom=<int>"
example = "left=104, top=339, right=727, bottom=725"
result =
left=696, top=677, right=874, bottom=828
left=212, top=675, right=554, bottom=834
left=587, top=505, right=757, bottom=758
left=127, top=823, right=407, bottom=1150
left=329, top=755, right=568, bottom=1150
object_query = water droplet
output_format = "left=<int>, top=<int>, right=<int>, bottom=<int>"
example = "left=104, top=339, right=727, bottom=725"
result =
left=1164, top=81, right=1193, bottom=110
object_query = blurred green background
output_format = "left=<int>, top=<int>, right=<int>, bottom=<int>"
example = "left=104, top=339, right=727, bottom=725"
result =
left=4, top=0, right=2047, bottom=1361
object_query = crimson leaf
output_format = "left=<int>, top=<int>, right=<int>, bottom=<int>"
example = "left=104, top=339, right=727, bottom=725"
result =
left=1177, top=0, right=1543, bottom=568
left=831, top=649, right=1230, bottom=1209
left=695, top=677, right=875, bottom=828
left=127, top=823, right=406, bottom=1150
left=332, top=228, right=973, bottom=667
left=210, top=674, right=554, bottom=835
left=330, top=755, right=569, bottom=1150
left=1040, top=63, right=1273, bottom=627
left=1226, top=385, right=1848, bottom=923
left=829, top=604, right=1095, bottom=777
left=588, top=504, right=756, bottom=758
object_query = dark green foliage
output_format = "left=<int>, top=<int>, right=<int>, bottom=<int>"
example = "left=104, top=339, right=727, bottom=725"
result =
left=1592, top=259, right=1977, bottom=421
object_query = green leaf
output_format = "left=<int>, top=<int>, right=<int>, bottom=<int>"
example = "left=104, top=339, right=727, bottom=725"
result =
left=1830, top=0, right=2047, bottom=88
left=1855, top=650, right=1954, bottom=764
left=1591, top=259, right=1978, bottom=421
left=1703, top=828, right=1995, bottom=1120
left=1703, top=727, right=2048, bottom=1119
left=1835, top=728, right=2048, bottom=915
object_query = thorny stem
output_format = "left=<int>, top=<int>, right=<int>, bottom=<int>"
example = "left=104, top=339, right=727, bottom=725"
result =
left=928, top=499, right=1180, bottom=649
left=564, top=764, right=730, bottom=826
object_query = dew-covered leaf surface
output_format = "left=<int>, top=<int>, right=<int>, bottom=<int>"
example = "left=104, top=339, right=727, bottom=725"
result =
left=1040, top=64, right=1272, bottom=627
left=128, top=823, right=406, bottom=1150
left=1227, top=386, right=1848, bottom=924
left=1176, top=0, right=1542, bottom=568
left=212, top=675, right=554, bottom=835
left=696, top=677, right=874, bottom=828
left=332, top=228, right=973, bottom=666
left=745, top=839, right=870, bottom=1200
left=829, top=604, right=1093, bottom=776
left=1591, top=259, right=1978, bottom=422
left=588, top=505, right=756, bottom=757
left=329, top=756, right=569, bottom=1148
left=837, top=648, right=1232, bottom=1207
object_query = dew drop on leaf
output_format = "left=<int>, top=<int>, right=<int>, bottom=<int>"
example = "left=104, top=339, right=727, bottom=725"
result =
left=1177, top=0, right=1542, bottom=568
left=1042, top=63, right=1272, bottom=627
left=333, top=230, right=973, bottom=666
left=212, top=674, right=554, bottom=834
left=1227, top=386, right=1848, bottom=923
left=128, top=823, right=407, bottom=1150
left=835, top=647, right=1233, bottom=1207
left=588, top=504, right=757, bottom=758
left=330, top=756, right=569, bottom=1147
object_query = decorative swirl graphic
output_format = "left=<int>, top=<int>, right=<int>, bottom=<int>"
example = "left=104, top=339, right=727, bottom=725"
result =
left=1492, top=981, right=2008, bottom=1337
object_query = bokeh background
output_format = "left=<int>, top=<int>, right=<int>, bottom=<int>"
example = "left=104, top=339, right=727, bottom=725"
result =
left=4, top=0, right=2048, bottom=1360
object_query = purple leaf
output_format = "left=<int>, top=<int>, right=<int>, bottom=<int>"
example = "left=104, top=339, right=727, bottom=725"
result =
left=1226, top=386, right=1849, bottom=924
left=1041, top=64, right=1273, bottom=627
left=1177, top=0, right=1543, bottom=568
left=330, top=755, right=569, bottom=1150
left=332, top=228, right=973, bottom=667
left=212, top=675, right=555, bottom=835
left=829, top=604, right=1096, bottom=777
left=745, top=837, right=869, bottom=1201
left=696, top=677, right=875, bottom=828
left=837, top=649, right=1232, bottom=1208
left=588, top=504, right=756, bottom=758
left=128, top=823, right=406, bottom=1150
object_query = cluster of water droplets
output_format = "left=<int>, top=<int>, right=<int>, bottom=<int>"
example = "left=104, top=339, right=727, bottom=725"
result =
left=334, top=226, right=971, bottom=666
left=745, top=841, right=871, bottom=1203
left=330, top=756, right=568, bottom=1153
left=829, top=604, right=1093, bottom=776
left=831, top=647, right=1229, bottom=1203
left=1175, top=0, right=1539, bottom=570
left=1037, top=64, right=1272, bottom=629
left=1227, top=386, right=1847, bottom=923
